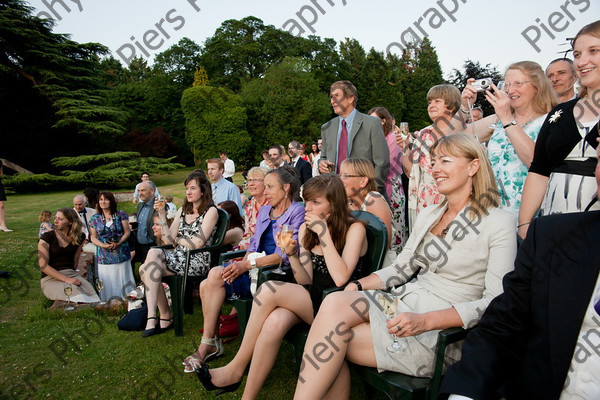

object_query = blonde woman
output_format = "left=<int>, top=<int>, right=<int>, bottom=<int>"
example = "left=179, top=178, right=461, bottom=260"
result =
left=452, top=61, right=558, bottom=218
left=295, top=134, right=517, bottom=399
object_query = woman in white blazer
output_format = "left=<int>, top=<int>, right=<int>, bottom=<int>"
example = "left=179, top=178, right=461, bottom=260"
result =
left=294, top=133, right=517, bottom=399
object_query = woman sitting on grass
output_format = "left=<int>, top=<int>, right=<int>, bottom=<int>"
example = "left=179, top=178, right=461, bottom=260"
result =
left=38, top=208, right=99, bottom=303
left=196, top=174, right=368, bottom=399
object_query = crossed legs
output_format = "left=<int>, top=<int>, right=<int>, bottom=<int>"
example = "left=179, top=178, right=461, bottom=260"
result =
left=294, top=291, right=377, bottom=400
left=207, top=281, right=314, bottom=400
left=139, top=248, right=174, bottom=330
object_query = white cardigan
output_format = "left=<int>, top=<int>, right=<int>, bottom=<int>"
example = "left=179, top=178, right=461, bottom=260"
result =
left=375, top=202, right=517, bottom=328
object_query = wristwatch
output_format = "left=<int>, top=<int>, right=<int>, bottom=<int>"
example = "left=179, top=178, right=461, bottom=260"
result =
left=250, top=258, right=257, bottom=269
left=503, top=120, right=517, bottom=129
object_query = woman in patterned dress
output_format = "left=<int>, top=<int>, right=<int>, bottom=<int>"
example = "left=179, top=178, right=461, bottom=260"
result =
left=89, top=191, right=134, bottom=301
left=368, top=106, right=406, bottom=252
left=453, top=61, right=558, bottom=219
left=518, top=21, right=600, bottom=239
left=238, top=167, right=269, bottom=250
left=400, top=84, right=462, bottom=232
left=138, top=171, right=218, bottom=338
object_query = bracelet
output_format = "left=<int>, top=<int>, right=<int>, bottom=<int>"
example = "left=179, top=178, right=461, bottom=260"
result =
left=460, top=108, right=469, bottom=114
left=517, top=221, right=531, bottom=228
left=350, top=279, right=362, bottom=291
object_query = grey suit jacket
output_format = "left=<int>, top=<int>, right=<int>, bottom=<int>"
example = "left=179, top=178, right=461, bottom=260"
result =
left=320, top=110, right=390, bottom=196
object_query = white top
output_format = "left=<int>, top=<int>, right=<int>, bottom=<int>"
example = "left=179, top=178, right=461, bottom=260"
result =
left=560, top=273, right=600, bottom=399
left=223, top=158, right=235, bottom=178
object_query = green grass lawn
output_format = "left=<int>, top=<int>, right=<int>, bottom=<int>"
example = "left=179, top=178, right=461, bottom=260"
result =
left=0, top=169, right=371, bottom=399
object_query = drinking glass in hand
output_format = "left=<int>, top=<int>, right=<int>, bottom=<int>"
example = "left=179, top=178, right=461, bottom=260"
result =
left=64, top=284, right=74, bottom=311
left=377, top=291, right=406, bottom=353
left=156, top=195, right=166, bottom=210
left=272, top=224, right=293, bottom=275
left=399, top=122, right=409, bottom=138
left=95, top=279, right=106, bottom=305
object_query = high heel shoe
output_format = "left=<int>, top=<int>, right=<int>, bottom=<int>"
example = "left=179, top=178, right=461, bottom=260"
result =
left=141, top=317, right=161, bottom=338
left=195, top=364, right=241, bottom=396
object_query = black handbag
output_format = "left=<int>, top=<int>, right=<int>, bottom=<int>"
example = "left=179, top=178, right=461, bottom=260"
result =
left=117, top=302, right=148, bottom=331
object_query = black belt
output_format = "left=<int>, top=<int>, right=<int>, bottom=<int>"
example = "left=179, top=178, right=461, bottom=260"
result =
left=553, top=158, right=597, bottom=177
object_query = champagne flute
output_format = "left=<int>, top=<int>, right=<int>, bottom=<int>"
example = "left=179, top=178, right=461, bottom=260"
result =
left=376, top=292, right=405, bottom=353
left=272, top=224, right=293, bottom=275
left=95, top=279, right=106, bottom=305
left=156, top=194, right=166, bottom=210
left=399, top=122, right=409, bottom=139
left=64, top=284, right=74, bottom=311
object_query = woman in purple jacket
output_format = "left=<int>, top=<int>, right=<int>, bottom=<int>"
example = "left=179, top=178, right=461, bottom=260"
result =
left=183, top=166, right=305, bottom=371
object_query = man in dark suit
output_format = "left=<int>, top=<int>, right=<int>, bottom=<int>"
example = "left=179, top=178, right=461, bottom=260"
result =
left=288, top=140, right=312, bottom=185
left=441, top=143, right=600, bottom=399
left=318, top=80, right=389, bottom=196
left=133, top=180, right=157, bottom=265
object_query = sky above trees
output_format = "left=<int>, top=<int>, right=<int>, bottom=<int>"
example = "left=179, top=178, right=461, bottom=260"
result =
left=25, top=0, right=600, bottom=75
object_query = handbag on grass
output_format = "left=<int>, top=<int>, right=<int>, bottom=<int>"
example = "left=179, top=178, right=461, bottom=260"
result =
left=199, top=313, right=240, bottom=339
left=117, top=302, right=148, bottom=331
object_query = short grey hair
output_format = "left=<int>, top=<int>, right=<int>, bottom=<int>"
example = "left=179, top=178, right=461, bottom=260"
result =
left=73, top=195, right=86, bottom=203
left=141, top=180, right=157, bottom=192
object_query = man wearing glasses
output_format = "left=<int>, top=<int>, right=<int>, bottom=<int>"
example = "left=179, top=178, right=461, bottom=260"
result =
left=319, top=80, right=389, bottom=198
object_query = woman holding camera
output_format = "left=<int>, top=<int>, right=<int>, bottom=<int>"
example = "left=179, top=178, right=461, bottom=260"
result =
left=89, top=191, right=135, bottom=301
left=451, top=61, right=558, bottom=218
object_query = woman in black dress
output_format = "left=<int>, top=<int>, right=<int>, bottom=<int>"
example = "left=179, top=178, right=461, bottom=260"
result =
left=196, top=174, right=367, bottom=399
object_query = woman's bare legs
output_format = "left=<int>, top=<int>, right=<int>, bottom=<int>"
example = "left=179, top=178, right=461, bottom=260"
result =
left=196, top=266, right=226, bottom=359
left=207, top=281, right=313, bottom=399
left=294, top=291, right=377, bottom=400
left=139, top=248, right=173, bottom=330
left=0, top=201, right=10, bottom=231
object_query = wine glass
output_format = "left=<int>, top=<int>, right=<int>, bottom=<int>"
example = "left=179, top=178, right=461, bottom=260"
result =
left=64, top=284, right=75, bottom=311
left=156, top=194, right=166, bottom=210
left=95, top=279, right=106, bottom=305
left=399, top=122, right=409, bottom=138
left=272, top=224, right=293, bottom=275
left=376, top=292, right=406, bottom=353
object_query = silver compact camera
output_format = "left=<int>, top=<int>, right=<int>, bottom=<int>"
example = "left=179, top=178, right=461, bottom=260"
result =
left=471, top=77, right=492, bottom=92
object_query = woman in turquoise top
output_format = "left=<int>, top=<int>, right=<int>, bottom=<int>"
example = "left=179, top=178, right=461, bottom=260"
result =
left=450, top=61, right=558, bottom=218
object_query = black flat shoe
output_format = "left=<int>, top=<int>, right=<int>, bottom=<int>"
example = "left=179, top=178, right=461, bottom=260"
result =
left=160, top=317, right=174, bottom=332
left=195, top=364, right=242, bottom=396
left=141, top=317, right=161, bottom=338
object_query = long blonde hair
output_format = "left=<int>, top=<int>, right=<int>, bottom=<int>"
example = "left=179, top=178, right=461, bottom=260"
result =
left=57, top=208, right=84, bottom=245
left=506, top=61, right=558, bottom=114
left=431, top=134, right=499, bottom=218
left=572, top=20, right=600, bottom=98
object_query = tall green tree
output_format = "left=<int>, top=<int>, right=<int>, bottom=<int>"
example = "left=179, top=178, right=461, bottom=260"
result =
left=0, top=0, right=126, bottom=170
left=200, top=16, right=303, bottom=91
left=240, top=57, right=331, bottom=163
left=399, top=38, right=444, bottom=129
left=153, top=37, right=202, bottom=86
left=181, top=85, right=250, bottom=167
left=448, top=60, right=503, bottom=117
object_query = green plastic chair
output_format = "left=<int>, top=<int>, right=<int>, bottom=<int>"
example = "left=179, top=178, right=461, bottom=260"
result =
left=160, top=208, right=229, bottom=337
left=353, top=327, right=469, bottom=400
